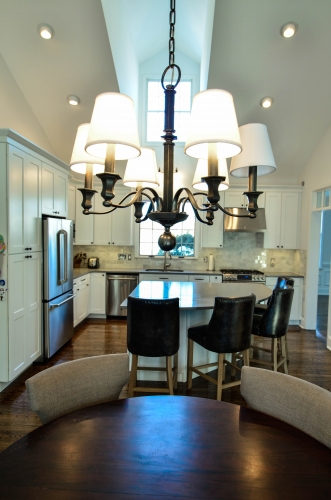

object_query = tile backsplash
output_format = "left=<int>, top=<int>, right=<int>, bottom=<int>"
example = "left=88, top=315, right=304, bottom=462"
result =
left=74, top=232, right=306, bottom=276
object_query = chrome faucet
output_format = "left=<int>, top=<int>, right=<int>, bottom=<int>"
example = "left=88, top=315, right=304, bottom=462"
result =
left=163, top=251, right=172, bottom=271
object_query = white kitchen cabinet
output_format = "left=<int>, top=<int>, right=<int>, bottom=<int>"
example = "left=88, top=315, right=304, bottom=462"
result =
left=265, top=276, right=303, bottom=323
left=68, top=183, right=76, bottom=222
left=264, top=192, right=300, bottom=249
left=73, top=274, right=90, bottom=326
left=41, top=161, right=68, bottom=217
left=75, top=192, right=94, bottom=245
left=139, top=273, right=188, bottom=282
left=7, top=252, right=42, bottom=380
left=75, top=187, right=133, bottom=246
left=90, top=273, right=106, bottom=314
left=224, top=189, right=265, bottom=208
left=209, top=275, right=223, bottom=283
left=188, top=275, right=210, bottom=283
left=7, top=145, right=42, bottom=254
left=201, top=193, right=224, bottom=248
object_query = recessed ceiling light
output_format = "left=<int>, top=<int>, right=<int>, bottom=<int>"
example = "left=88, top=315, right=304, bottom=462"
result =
left=67, top=95, right=80, bottom=106
left=260, top=97, right=274, bottom=109
left=37, top=24, right=54, bottom=40
left=281, top=22, right=298, bottom=38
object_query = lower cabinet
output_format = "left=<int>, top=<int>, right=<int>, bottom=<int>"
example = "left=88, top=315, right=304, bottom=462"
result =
left=7, top=252, right=42, bottom=381
left=265, top=277, right=303, bottom=323
left=73, top=273, right=106, bottom=326
left=73, top=274, right=90, bottom=327
left=90, top=273, right=106, bottom=315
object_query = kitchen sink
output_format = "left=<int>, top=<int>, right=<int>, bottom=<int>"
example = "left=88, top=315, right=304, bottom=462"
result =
left=145, top=269, right=184, bottom=272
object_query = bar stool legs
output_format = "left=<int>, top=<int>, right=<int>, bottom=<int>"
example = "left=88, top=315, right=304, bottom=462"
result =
left=128, top=353, right=178, bottom=397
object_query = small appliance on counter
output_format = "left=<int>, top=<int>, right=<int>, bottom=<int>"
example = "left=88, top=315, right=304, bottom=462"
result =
left=88, top=257, right=100, bottom=269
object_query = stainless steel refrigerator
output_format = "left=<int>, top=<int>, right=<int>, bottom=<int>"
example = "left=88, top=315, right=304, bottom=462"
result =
left=42, top=217, right=74, bottom=358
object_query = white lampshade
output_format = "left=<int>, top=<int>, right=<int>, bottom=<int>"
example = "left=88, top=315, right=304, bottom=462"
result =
left=184, top=89, right=242, bottom=160
left=70, top=123, right=104, bottom=175
left=192, top=158, right=229, bottom=191
left=123, top=147, right=159, bottom=188
left=85, top=92, right=141, bottom=160
left=230, top=123, right=276, bottom=177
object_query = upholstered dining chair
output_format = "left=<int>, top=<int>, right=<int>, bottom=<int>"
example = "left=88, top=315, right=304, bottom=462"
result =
left=250, top=286, right=294, bottom=373
left=241, top=366, right=331, bottom=449
left=25, top=353, right=129, bottom=424
left=127, top=296, right=180, bottom=396
left=187, top=294, right=256, bottom=401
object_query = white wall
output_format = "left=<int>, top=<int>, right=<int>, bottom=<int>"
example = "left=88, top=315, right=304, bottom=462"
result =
left=299, top=123, right=331, bottom=250
left=0, top=53, right=55, bottom=154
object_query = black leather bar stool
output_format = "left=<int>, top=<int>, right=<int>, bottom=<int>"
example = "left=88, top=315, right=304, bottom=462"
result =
left=253, top=277, right=293, bottom=361
left=250, top=286, right=294, bottom=373
left=127, top=296, right=180, bottom=397
left=187, top=295, right=256, bottom=401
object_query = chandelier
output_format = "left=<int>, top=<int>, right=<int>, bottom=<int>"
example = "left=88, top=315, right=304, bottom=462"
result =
left=70, top=0, right=276, bottom=252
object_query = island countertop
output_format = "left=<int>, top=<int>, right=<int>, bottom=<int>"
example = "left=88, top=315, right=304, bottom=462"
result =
left=121, top=281, right=272, bottom=310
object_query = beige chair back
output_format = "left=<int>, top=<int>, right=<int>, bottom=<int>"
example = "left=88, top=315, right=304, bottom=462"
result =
left=241, top=366, right=331, bottom=448
left=26, top=353, right=129, bottom=424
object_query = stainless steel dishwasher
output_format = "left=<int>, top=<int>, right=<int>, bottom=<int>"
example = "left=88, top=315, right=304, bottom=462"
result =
left=106, top=274, right=138, bottom=317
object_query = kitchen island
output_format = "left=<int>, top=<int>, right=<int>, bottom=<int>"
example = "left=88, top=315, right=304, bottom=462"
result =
left=122, top=281, right=272, bottom=383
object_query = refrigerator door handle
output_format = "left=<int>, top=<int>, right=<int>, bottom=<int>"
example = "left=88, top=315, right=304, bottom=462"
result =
left=50, top=294, right=75, bottom=309
left=57, top=229, right=68, bottom=285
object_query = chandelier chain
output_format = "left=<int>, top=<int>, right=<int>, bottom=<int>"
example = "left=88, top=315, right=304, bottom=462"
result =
left=169, top=0, right=176, bottom=67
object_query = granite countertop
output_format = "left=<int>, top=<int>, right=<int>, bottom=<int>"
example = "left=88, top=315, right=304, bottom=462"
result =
left=264, top=272, right=304, bottom=278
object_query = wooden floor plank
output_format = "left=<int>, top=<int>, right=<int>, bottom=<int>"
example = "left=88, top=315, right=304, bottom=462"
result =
left=0, top=318, right=331, bottom=453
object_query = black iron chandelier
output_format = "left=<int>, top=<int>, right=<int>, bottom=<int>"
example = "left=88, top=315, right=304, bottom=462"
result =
left=70, top=0, right=276, bottom=252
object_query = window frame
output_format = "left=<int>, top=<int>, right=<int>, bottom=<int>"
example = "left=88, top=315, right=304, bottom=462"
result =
left=140, top=74, right=195, bottom=147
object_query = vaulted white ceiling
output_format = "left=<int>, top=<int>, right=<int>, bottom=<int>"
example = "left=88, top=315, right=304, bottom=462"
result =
left=0, top=0, right=330, bottom=186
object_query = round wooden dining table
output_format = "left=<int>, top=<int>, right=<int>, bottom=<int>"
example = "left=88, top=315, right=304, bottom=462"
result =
left=1, top=396, right=330, bottom=499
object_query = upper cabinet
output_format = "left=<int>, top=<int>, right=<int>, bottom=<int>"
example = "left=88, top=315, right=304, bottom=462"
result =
left=224, top=188, right=265, bottom=208
left=264, top=191, right=301, bottom=249
left=201, top=192, right=224, bottom=248
left=41, top=162, right=68, bottom=217
left=74, top=186, right=133, bottom=246
left=7, top=145, right=42, bottom=254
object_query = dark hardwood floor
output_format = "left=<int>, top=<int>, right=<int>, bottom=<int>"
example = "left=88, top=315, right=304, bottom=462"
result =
left=317, top=294, right=329, bottom=341
left=1, top=318, right=331, bottom=453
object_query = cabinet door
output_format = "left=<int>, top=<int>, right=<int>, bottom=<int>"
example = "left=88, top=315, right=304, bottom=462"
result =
left=280, top=192, right=300, bottom=249
left=90, top=273, right=106, bottom=314
left=264, top=192, right=282, bottom=249
left=201, top=193, right=224, bottom=248
left=8, top=146, right=25, bottom=254
left=55, top=170, right=68, bottom=217
left=25, top=252, right=42, bottom=363
left=110, top=204, right=133, bottom=246
left=68, top=184, right=76, bottom=222
left=24, top=155, right=42, bottom=252
left=224, top=190, right=247, bottom=208
left=41, top=162, right=57, bottom=215
left=75, top=188, right=94, bottom=245
left=8, top=147, right=42, bottom=254
left=93, top=193, right=111, bottom=245
left=8, top=254, right=26, bottom=379
left=76, top=283, right=88, bottom=323
left=42, top=162, right=68, bottom=217
left=188, top=275, right=210, bottom=282
left=210, top=275, right=222, bottom=283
